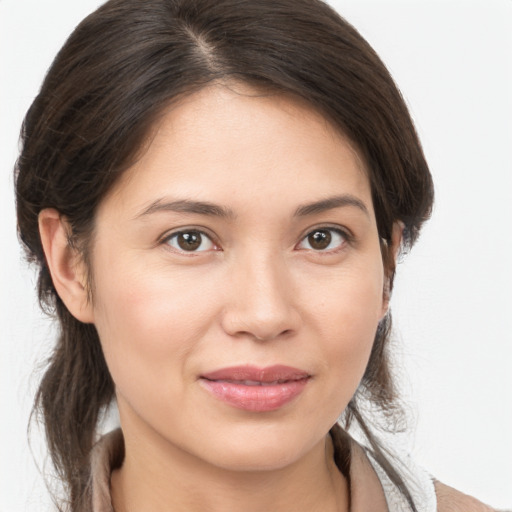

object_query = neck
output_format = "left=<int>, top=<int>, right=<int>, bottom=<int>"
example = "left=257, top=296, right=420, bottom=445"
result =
left=111, top=423, right=349, bottom=512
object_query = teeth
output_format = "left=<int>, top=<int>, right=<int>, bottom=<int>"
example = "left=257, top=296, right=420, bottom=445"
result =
left=242, top=380, right=286, bottom=386
left=262, top=380, right=280, bottom=386
left=217, top=379, right=288, bottom=386
left=242, top=380, right=261, bottom=386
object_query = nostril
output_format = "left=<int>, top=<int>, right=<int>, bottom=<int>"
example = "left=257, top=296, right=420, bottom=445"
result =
left=251, top=328, right=294, bottom=342
left=219, top=287, right=301, bottom=341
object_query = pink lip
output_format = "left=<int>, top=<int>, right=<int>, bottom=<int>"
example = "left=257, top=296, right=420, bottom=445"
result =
left=199, top=365, right=310, bottom=412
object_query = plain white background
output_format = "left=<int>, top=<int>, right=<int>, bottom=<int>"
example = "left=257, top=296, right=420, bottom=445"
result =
left=1, top=0, right=511, bottom=510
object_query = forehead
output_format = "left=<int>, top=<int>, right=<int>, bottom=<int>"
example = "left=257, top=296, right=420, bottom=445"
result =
left=99, top=83, right=373, bottom=220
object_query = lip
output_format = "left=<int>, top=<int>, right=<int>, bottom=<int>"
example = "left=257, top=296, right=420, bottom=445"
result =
left=199, top=365, right=310, bottom=412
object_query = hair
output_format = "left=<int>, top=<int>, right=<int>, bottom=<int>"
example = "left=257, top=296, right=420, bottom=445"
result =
left=15, top=0, right=434, bottom=510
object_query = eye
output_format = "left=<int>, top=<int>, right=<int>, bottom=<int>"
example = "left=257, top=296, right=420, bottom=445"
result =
left=297, top=228, right=347, bottom=252
left=164, top=230, right=217, bottom=253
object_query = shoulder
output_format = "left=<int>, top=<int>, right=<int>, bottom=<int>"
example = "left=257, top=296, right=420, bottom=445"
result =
left=435, top=480, right=497, bottom=512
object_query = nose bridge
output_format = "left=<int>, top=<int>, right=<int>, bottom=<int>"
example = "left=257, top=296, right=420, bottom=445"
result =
left=221, top=247, right=299, bottom=341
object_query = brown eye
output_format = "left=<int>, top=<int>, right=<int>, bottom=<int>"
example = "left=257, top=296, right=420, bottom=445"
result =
left=308, top=230, right=331, bottom=250
left=166, top=230, right=215, bottom=252
left=298, top=228, right=346, bottom=252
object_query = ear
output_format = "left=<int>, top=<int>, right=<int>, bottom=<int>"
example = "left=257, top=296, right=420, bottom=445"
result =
left=390, top=220, right=404, bottom=264
left=380, top=220, right=404, bottom=318
left=38, top=208, right=94, bottom=323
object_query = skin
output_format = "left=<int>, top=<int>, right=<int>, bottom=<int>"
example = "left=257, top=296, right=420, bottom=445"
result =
left=39, top=84, right=493, bottom=512
left=434, top=482, right=496, bottom=512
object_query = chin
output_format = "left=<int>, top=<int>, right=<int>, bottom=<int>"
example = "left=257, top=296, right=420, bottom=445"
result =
left=210, top=447, right=304, bottom=473
left=193, top=424, right=323, bottom=473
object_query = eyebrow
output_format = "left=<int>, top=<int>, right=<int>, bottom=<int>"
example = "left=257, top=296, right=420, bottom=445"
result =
left=135, top=194, right=369, bottom=220
left=294, top=194, right=370, bottom=218
left=135, top=199, right=236, bottom=219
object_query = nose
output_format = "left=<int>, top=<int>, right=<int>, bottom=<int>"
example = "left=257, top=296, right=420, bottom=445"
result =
left=220, top=253, right=301, bottom=342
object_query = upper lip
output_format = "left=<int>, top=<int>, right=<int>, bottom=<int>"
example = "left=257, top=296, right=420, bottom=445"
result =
left=200, top=365, right=310, bottom=383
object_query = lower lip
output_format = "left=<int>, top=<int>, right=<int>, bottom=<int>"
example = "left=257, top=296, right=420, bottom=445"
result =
left=200, top=378, right=309, bottom=412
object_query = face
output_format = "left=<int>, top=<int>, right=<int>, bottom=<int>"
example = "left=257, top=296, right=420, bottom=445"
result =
left=88, top=84, right=388, bottom=471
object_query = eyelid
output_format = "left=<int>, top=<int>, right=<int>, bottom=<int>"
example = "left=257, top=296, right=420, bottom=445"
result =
left=159, top=227, right=221, bottom=253
left=295, top=225, right=353, bottom=252
left=157, top=224, right=353, bottom=254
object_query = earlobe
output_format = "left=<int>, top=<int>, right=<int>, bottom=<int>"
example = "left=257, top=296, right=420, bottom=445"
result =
left=38, top=209, right=94, bottom=323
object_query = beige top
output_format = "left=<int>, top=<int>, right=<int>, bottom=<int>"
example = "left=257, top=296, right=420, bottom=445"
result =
left=89, top=428, right=437, bottom=512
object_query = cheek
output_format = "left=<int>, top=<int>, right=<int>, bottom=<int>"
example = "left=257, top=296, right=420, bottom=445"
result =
left=94, top=253, right=217, bottom=335
left=310, top=252, right=385, bottom=334
left=309, top=258, right=385, bottom=398
left=90, top=257, right=221, bottom=400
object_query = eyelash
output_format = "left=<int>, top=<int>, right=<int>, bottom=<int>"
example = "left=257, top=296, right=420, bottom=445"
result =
left=161, top=229, right=219, bottom=253
left=295, top=227, right=351, bottom=254
left=160, top=226, right=352, bottom=255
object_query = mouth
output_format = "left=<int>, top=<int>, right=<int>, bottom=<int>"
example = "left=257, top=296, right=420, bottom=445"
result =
left=207, top=378, right=300, bottom=386
left=199, top=365, right=311, bottom=412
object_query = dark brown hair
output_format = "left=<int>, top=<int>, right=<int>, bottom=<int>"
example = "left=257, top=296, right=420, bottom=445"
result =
left=15, top=0, right=433, bottom=510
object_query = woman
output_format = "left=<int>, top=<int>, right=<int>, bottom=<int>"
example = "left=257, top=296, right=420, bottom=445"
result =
left=13, top=0, right=499, bottom=510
